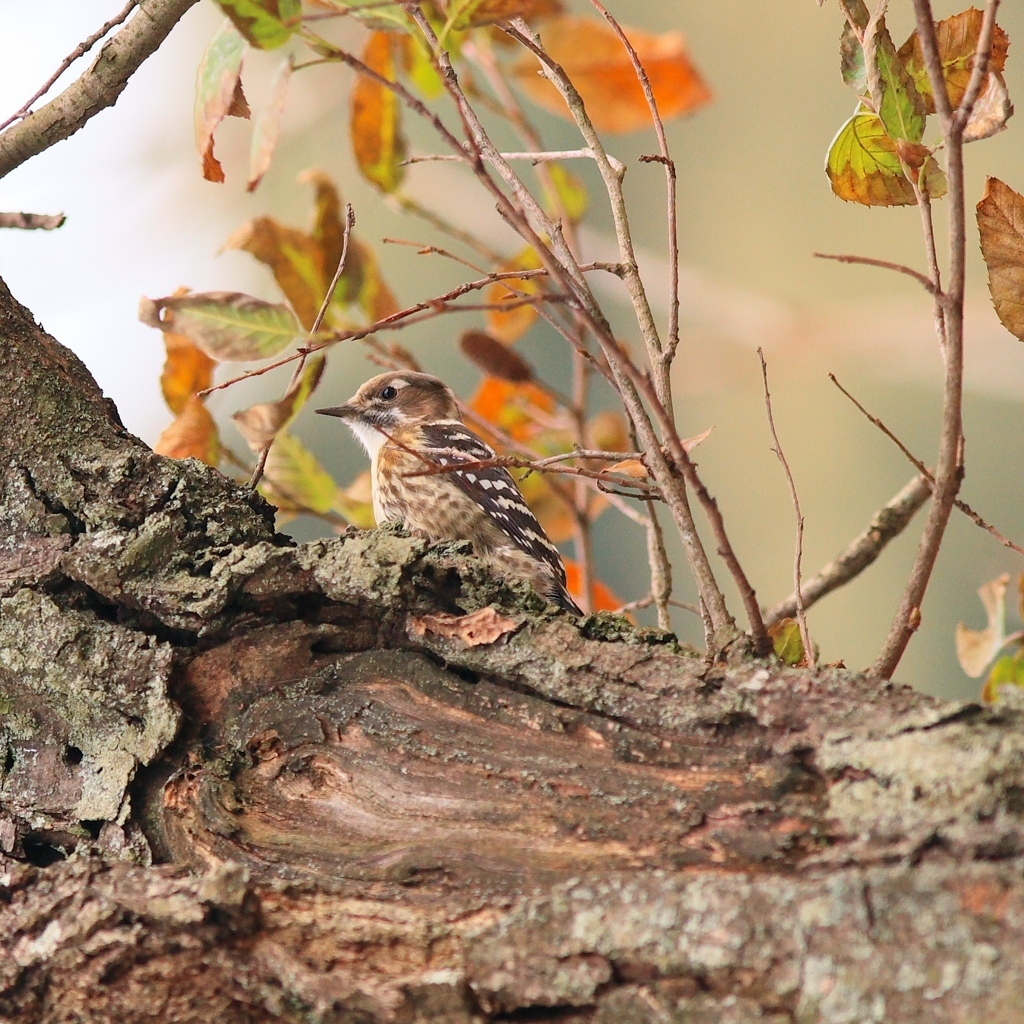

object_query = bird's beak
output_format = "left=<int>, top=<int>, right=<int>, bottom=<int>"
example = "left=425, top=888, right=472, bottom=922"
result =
left=316, top=403, right=356, bottom=420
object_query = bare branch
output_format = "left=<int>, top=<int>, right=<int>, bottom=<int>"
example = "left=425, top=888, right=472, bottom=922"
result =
left=759, top=350, right=813, bottom=665
left=813, top=252, right=938, bottom=295
left=766, top=475, right=931, bottom=626
left=248, top=204, right=356, bottom=491
left=0, top=0, right=199, bottom=179
left=0, top=212, right=65, bottom=230
left=0, top=0, right=140, bottom=133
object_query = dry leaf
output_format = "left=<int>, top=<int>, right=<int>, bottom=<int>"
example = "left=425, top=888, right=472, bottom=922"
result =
left=195, top=20, right=251, bottom=183
left=955, top=573, right=1009, bottom=677
left=409, top=607, right=519, bottom=646
left=154, top=395, right=219, bottom=465
left=460, top=329, right=534, bottom=382
left=964, top=70, right=1013, bottom=143
left=682, top=426, right=713, bottom=453
left=977, top=177, right=1024, bottom=342
left=351, top=31, right=406, bottom=193
left=247, top=55, right=292, bottom=191
left=609, top=458, right=647, bottom=479
left=159, top=298, right=216, bottom=416
left=512, top=16, right=712, bottom=134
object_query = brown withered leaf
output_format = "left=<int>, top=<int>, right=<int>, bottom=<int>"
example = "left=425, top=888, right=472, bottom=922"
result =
left=232, top=355, right=325, bottom=450
left=247, top=55, right=292, bottom=192
left=898, top=8, right=1009, bottom=115
left=160, top=332, right=216, bottom=415
left=351, top=32, right=406, bottom=193
left=460, top=329, right=534, bottom=382
left=195, top=20, right=251, bottom=183
left=512, top=16, right=712, bottom=134
left=154, top=395, right=219, bottom=465
left=409, top=607, right=520, bottom=646
left=977, top=177, right=1024, bottom=341
left=964, top=70, right=1013, bottom=143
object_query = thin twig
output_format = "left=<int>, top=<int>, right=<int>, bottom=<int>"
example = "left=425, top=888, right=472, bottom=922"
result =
left=617, top=595, right=699, bottom=617
left=813, top=252, right=937, bottom=295
left=249, top=203, right=355, bottom=490
left=873, top=1, right=1000, bottom=678
left=0, top=0, right=140, bottom=132
left=0, top=212, right=65, bottom=230
left=766, top=475, right=932, bottom=626
left=0, top=0, right=198, bottom=179
left=831, top=373, right=1024, bottom=557
left=759, top=349, right=813, bottom=666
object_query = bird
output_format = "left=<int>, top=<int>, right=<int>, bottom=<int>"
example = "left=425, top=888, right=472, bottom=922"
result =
left=317, top=371, right=582, bottom=614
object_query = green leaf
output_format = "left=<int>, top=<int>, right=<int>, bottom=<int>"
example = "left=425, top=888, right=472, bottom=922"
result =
left=826, top=110, right=917, bottom=206
left=401, top=34, right=444, bottom=100
left=768, top=618, right=805, bottom=667
left=863, top=5, right=925, bottom=144
left=213, top=0, right=300, bottom=51
left=981, top=646, right=1024, bottom=704
left=195, top=20, right=250, bottom=183
left=140, top=292, right=304, bottom=361
left=840, top=22, right=868, bottom=97
left=263, top=431, right=338, bottom=514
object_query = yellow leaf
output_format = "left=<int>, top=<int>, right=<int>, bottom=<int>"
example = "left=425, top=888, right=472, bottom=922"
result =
left=351, top=31, right=406, bottom=193
left=769, top=618, right=805, bottom=667
left=154, top=395, right=219, bottom=465
left=956, top=573, right=1009, bottom=678
left=512, top=16, right=712, bottom=134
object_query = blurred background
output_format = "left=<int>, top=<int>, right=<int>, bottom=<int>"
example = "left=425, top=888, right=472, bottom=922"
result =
left=2, top=1, right=1023, bottom=700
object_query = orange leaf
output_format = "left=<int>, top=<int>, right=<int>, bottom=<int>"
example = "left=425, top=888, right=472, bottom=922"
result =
left=609, top=458, right=647, bottom=479
left=160, top=331, right=216, bottom=415
left=512, top=16, right=711, bottom=134
left=469, top=376, right=554, bottom=442
left=351, top=32, right=406, bottom=193
left=485, top=248, right=543, bottom=342
left=154, top=395, right=219, bottom=465
left=563, top=560, right=621, bottom=613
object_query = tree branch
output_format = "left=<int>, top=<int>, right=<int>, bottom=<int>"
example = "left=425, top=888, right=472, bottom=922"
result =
left=0, top=0, right=199, bottom=180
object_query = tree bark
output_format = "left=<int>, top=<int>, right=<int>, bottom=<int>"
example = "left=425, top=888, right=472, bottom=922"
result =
left=1, top=274, right=1023, bottom=1021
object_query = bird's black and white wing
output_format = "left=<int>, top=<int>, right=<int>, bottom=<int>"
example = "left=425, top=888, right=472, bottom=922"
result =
left=419, top=421, right=578, bottom=611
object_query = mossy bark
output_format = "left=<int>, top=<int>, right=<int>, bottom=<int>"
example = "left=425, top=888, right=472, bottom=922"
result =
left=2, top=275, right=1023, bottom=1022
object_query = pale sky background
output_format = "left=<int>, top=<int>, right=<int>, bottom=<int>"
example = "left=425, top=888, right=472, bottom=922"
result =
left=2, top=1, right=1023, bottom=699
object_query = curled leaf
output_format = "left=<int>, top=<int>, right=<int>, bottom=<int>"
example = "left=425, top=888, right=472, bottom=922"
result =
left=460, top=330, right=534, bottom=383
left=351, top=32, right=406, bottom=193
left=247, top=55, right=292, bottom=192
left=195, top=20, right=250, bottom=183
left=977, top=177, right=1024, bottom=342
left=154, top=395, right=219, bottom=466
left=955, top=573, right=1009, bottom=678
left=512, top=16, right=712, bottom=134
left=964, top=71, right=1013, bottom=143
left=609, top=458, right=647, bottom=479
left=140, top=291, right=304, bottom=361
left=232, top=355, right=325, bottom=450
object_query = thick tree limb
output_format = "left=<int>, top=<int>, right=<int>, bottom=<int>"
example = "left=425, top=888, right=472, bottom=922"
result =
left=0, top=0, right=199, bottom=180
left=2, top=275, right=1024, bottom=1022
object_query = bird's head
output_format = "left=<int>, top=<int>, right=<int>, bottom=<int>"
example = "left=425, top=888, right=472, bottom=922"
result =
left=316, top=371, right=461, bottom=457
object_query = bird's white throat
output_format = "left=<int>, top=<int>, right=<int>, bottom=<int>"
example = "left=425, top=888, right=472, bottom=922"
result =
left=345, top=419, right=388, bottom=460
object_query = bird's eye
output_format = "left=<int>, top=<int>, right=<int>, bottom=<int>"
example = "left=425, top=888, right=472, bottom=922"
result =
left=379, top=385, right=398, bottom=401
